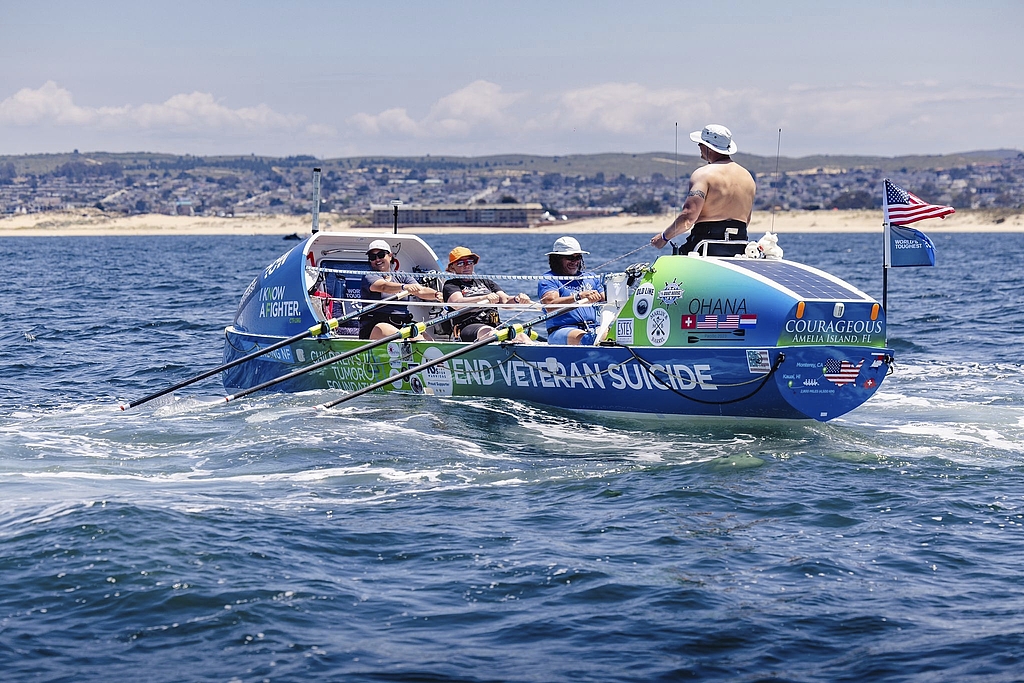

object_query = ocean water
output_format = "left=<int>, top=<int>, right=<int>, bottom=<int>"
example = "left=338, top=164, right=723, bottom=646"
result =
left=2, top=230, right=1024, bottom=682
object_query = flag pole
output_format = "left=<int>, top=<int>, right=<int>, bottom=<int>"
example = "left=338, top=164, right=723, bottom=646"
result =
left=882, top=179, right=891, bottom=311
left=882, top=256, right=888, bottom=312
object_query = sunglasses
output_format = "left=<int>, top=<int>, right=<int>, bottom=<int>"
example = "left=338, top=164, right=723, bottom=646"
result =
left=367, top=250, right=389, bottom=260
left=452, top=258, right=478, bottom=267
left=561, top=254, right=583, bottom=262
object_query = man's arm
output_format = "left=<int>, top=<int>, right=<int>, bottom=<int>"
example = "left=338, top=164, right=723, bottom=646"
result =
left=540, top=284, right=570, bottom=305
left=652, top=174, right=709, bottom=248
left=371, top=273, right=438, bottom=300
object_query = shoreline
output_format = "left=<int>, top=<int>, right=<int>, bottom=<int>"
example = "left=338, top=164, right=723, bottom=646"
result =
left=1, top=208, right=1022, bottom=237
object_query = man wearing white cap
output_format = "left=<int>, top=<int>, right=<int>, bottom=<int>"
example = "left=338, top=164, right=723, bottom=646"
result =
left=651, top=124, right=756, bottom=254
left=359, top=239, right=441, bottom=340
left=538, top=236, right=605, bottom=345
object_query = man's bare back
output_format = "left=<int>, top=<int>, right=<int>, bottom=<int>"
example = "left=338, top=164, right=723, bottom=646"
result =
left=652, top=124, right=756, bottom=251
left=688, top=159, right=756, bottom=224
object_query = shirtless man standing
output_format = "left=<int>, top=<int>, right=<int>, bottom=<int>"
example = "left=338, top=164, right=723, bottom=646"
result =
left=651, top=124, right=756, bottom=254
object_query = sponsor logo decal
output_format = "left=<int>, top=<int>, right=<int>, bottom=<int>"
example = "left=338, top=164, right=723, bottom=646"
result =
left=632, top=283, right=655, bottom=319
left=646, top=308, right=670, bottom=346
left=419, top=346, right=453, bottom=396
left=746, top=350, right=771, bottom=374
left=616, top=318, right=634, bottom=345
left=258, top=285, right=301, bottom=318
left=657, top=280, right=684, bottom=306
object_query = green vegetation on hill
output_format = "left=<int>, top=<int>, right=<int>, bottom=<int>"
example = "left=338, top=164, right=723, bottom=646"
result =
left=1, top=149, right=1020, bottom=179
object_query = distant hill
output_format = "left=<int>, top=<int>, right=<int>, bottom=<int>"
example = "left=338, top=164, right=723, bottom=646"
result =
left=334, top=149, right=1024, bottom=178
left=1, top=149, right=1021, bottom=179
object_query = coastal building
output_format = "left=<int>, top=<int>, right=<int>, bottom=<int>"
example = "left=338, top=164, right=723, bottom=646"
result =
left=370, top=202, right=544, bottom=228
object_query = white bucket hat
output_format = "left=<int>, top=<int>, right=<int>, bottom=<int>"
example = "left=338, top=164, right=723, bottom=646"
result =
left=547, top=236, right=589, bottom=256
left=366, top=239, right=392, bottom=254
left=690, top=124, right=738, bottom=155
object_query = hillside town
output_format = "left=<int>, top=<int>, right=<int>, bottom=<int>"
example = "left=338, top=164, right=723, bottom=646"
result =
left=2, top=150, right=1022, bottom=227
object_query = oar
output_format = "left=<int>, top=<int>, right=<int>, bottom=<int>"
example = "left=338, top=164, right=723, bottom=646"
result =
left=222, top=306, right=483, bottom=404
left=120, top=291, right=408, bottom=410
left=316, top=309, right=562, bottom=410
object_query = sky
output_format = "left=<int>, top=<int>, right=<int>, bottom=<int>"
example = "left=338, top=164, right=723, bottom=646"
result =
left=1, top=0, right=1022, bottom=159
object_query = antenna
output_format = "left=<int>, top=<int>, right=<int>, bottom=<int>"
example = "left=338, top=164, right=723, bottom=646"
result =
left=311, top=167, right=321, bottom=234
left=390, top=199, right=403, bottom=235
left=674, top=122, right=680, bottom=212
left=770, top=129, right=782, bottom=234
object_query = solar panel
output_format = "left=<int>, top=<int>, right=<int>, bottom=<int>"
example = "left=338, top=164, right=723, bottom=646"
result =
left=725, top=259, right=869, bottom=300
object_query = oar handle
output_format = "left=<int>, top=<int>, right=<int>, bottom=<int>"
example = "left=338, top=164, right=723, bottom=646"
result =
left=121, top=321, right=327, bottom=410
left=317, top=326, right=519, bottom=410
left=317, top=309, right=561, bottom=410
left=222, top=305, right=483, bottom=403
left=222, top=325, right=416, bottom=403
left=120, top=290, right=409, bottom=410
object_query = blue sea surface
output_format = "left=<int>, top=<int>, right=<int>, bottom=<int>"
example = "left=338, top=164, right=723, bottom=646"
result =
left=2, top=230, right=1024, bottom=682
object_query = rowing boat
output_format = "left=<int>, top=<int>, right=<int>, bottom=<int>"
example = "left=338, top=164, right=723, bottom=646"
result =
left=221, top=227, right=893, bottom=421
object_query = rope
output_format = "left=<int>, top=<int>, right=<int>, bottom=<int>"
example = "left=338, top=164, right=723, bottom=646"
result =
left=223, top=327, right=259, bottom=353
left=317, top=266, right=567, bottom=282
left=320, top=296, right=603, bottom=312
left=624, top=347, right=786, bottom=405
left=591, top=243, right=654, bottom=271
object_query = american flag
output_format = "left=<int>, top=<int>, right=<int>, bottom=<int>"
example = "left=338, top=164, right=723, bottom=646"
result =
left=696, top=315, right=718, bottom=329
left=885, top=179, right=955, bottom=225
left=717, top=315, right=740, bottom=329
left=823, top=358, right=864, bottom=386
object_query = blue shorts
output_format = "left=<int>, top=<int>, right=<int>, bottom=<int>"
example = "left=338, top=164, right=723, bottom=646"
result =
left=547, top=326, right=596, bottom=345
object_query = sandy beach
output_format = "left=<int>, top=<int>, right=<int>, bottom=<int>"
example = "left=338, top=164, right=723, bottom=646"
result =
left=1, top=208, right=1021, bottom=237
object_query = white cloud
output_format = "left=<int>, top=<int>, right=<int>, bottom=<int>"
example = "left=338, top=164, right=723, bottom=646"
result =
left=0, top=81, right=127, bottom=126
left=346, top=80, right=523, bottom=139
left=348, top=107, right=420, bottom=137
left=3, top=79, right=1022, bottom=157
left=0, top=81, right=317, bottom=136
left=130, top=92, right=303, bottom=132
left=430, top=80, right=522, bottom=131
left=544, top=82, right=710, bottom=136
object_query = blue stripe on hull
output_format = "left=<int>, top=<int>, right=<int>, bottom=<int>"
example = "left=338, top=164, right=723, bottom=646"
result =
left=222, top=330, right=891, bottom=421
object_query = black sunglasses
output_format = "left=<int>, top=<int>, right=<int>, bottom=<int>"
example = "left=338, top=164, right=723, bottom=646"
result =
left=562, top=254, right=583, bottom=261
left=367, top=250, right=389, bottom=260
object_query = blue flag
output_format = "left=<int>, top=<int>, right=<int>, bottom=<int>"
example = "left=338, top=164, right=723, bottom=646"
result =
left=888, top=223, right=936, bottom=267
